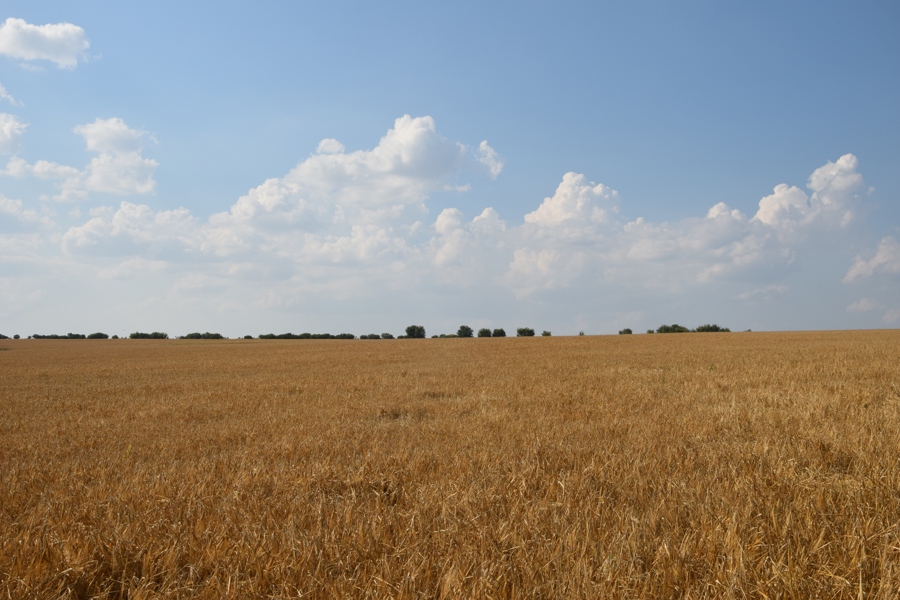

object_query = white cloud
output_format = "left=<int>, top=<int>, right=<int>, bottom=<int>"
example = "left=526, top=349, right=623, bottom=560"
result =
left=4, top=111, right=882, bottom=335
left=754, top=184, right=809, bottom=226
left=74, top=118, right=151, bottom=154
left=81, top=151, right=158, bottom=195
left=753, top=153, right=863, bottom=228
left=62, top=201, right=196, bottom=254
left=0, top=113, right=26, bottom=154
left=0, top=18, right=89, bottom=69
left=4, top=156, right=80, bottom=179
left=476, top=140, right=503, bottom=178
left=0, top=193, right=50, bottom=226
left=524, top=172, right=618, bottom=228
left=843, top=237, right=900, bottom=282
left=0, top=83, right=20, bottom=106
left=846, top=298, right=879, bottom=313
left=316, top=138, right=344, bottom=155
left=4, top=117, right=158, bottom=201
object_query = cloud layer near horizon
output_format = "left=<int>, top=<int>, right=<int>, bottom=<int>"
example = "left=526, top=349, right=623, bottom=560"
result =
left=1, top=113, right=898, bottom=334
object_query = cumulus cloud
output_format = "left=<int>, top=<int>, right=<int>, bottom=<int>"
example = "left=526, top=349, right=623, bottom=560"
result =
left=49, top=122, right=872, bottom=309
left=0, top=113, right=26, bottom=154
left=752, top=153, right=863, bottom=228
left=524, top=172, right=618, bottom=228
left=3, top=112, right=883, bottom=334
left=74, top=118, right=151, bottom=154
left=3, top=117, right=157, bottom=201
left=0, top=18, right=90, bottom=69
left=843, top=237, right=900, bottom=282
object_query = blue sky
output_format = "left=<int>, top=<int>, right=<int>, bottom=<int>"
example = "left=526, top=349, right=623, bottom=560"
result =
left=1, top=1, right=898, bottom=337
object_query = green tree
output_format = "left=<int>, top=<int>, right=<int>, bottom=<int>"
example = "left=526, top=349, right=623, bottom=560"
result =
left=541, top=330, right=551, bottom=336
left=457, top=325, right=474, bottom=338
left=656, top=324, right=689, bottom=334
left=618, top=328, right=632, bottom=335
left=695, top=324, right=730, bottom=332
left=405, top=325, right=426, bottom=338
left=477, top=328, right=492, bottom=337
left=517, top=327, right=535, bottom=337
left=492, top=328, right=506, bottom=337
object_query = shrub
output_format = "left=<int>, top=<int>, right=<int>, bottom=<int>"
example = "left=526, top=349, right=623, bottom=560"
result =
left=87, top=332, right=109, bottom=339
left=647, top=330, right=654, bottom=334
left=244, top=335, right=253, bottom=339
left=516, top=328, right=535, bottom=337
left=362, top=334, right=381, bottom=340
left=111, top=335, right=119, bottom=339
left=477, top=328, right=492, bottom=338
left=129, top=332, right=168, bottom=339
left=13, top=334, right=19, bottom=340
left=492, top=328, right=506, bottom=338
left=541, top=331, right=551, bottom=336
left=405, top=325, right=426, bottom=339
left=32, top=333, right=87, bottom=339
left=619, top=328, right=632, bottom=335
left=579, top=331, right=585, bottom=336
left=457, top=325, right=474, bottom=338
left=180, top=332, right=224, bottom=339
left=695, top=324, right=730, bottom=332
left=656, top=324, right=690, bottom=334
left=381, top=333, right=395, bottom=339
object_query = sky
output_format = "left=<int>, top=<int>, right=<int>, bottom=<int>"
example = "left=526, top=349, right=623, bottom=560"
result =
left=0, top=1, right=898, bottom=338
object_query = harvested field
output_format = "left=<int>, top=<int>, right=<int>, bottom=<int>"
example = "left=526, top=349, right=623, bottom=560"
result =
left=1, top=331, right=899, bottom=598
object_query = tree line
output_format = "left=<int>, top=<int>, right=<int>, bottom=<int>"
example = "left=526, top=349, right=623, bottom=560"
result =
left=617, top=323, right=732, bottom=335
left=2, top=323, right=734, bottom=341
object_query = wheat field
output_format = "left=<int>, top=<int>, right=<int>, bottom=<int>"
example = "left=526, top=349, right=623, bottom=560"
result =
left=1, top=331, right=898, bottom=598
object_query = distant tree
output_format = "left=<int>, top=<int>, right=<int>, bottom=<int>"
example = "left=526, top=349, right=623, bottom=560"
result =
left=405, top=325, right=426, bottom=338
left=87, top=332, right=109, bottom=339
left=646, top=330, right=654, bottom=334
left=244, top=335, right=253, bottom=339
left=656, top=324, right=690, bottom=334
left=618, top=328, right=633, bottom=335
left=180, top=332, right=224, bottom=339
left=516, top=327, right=535, bottom=337
left=579, top=331, right=585, bottom=336
left=477, top=328, right=492, bottom=337
left=13, top=334, right=20, bottom=339
left=335, top=333, right=356, bottom=339
left=457, top=325, right=474, bottom=338
left=381, top=333, right=395, bottom=339
left=694, top=324, right=730, bottom=332
left=541, top=330, right=551, bottom=336
left=129, top=332, right=168, bottom=339
left=0, top=334, right=8, bottom=339
left=492, top=328, right=506, bottom=337
left=111, top=335, right=119, bottom=339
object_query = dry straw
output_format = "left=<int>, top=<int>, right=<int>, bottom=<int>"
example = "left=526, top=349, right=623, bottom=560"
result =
left=1, top=330, right=898, bottom=598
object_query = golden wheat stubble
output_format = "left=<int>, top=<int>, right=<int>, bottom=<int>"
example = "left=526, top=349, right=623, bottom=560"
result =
left=0, top=331, right=898, bottom=598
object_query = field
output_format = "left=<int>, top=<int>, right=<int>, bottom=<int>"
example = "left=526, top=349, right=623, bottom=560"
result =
left=1, top=331, right=899, bottom=598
